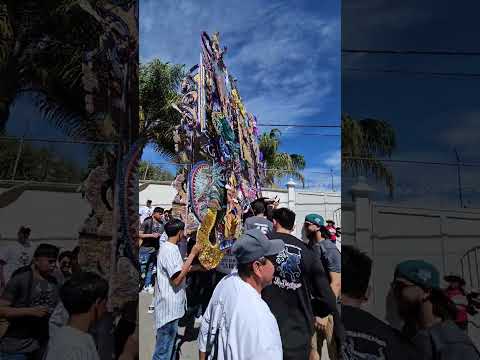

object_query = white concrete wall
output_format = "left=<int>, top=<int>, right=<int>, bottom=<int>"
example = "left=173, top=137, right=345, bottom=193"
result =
left=139, top=182, right=341, bottom=239
left=0, top=188, right=90, bottom=241
left=343, top=183, right=480, bottom=327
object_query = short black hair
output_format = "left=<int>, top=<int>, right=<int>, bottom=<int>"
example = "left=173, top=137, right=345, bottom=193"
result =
left=342, top=245, right=372, bottom=299
left=18, top=226, right=31, bottom=235
left=60, top=272, right=109, bottom=315
left=164, top=218, right=185, bottom=237
left=59, top=251, right=72, bottom=262
left=71, top=246, right=80, bottom=259
left=34, top=243, right=59, bottom=259
left=251, top=201, right=266, bottom=216
left=272, top=208, right=295, bottom=230
left=153, top=207, right=164, bottom=214
left=147, top=200, right=152, bottom=204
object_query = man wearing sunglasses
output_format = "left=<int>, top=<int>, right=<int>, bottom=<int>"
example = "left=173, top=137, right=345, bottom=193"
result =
left=198, top=229, right=285, bottom=360
left=392, top=260, right=480, bottom=359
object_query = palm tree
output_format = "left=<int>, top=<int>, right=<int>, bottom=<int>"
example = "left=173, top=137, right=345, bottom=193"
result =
left=0, top=1, right=108, bottom=140
left=342, top=114, right=396, bottom=195
left=259, top=129, right=306, bottom=187
left=139, top=59, right=185, bottom=160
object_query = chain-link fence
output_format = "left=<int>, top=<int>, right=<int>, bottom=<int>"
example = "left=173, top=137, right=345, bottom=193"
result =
left=0, top=137, right=117, bottom=184
left=342, top=157, right=480, bottom=209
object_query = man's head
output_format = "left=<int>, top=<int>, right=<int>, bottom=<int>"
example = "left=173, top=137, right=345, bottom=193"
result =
left=392, top=260, right=455, bottom=323
left=232, top=229, right=284, bottom=289
left=251, top=201, right=266, bottom=216
left=163, top=209, right=172, bottom=222
left=58, top=251, right=73, bottom=275
left=146, top=200, right=152, bottom=208
left=60, top=272, right=109, bottom=324
left=152, top=207, right=164, bottom=221
left=164, top=218, right=185, bottom=242
left=272, top=208, right=296, bottom=233
left=342, top=245, right=372, bottom=305
left=17, top=226, right=31, bottom=243
left=326, top=220, right=335, bottom=226
left=303, top=214, right=325, bottom=240
left=33, top=243, right=59, bottom=276
left=444, top=275, right=465, bottom=289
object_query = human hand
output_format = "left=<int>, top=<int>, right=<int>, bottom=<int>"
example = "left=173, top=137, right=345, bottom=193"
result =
left=152, top=232, right=161, bottom=238
left=314, top=316, right=328, bottom=333
left=29, top=306, right=49, bottom=318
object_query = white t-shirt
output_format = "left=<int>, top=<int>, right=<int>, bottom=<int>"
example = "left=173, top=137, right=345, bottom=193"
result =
left=155, top=241, right=186, bottom=330
left=159, top=232, right=168, bottom=244
left=49, top=301, right=70, bottom=340
left=198, top=273, right=283, bottom=360
left=139, top=205, right=153, bottom=224
left=335, top=237, right=341, bottom=252
left=0, top=241, right=34, bottom=282
left=45, top=325, right=99, bottom=360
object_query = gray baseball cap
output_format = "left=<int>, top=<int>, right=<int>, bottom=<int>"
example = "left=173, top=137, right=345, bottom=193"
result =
left=232, top=229, right=285, bottom=264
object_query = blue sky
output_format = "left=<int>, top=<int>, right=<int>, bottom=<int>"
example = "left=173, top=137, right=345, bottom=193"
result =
left=342, top=0, right=480, bottom=208
left=140, top=0, right=341, bottom=190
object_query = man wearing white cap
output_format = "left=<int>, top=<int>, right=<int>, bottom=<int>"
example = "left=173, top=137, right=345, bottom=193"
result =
left=198, top=229, right=285, bottom=360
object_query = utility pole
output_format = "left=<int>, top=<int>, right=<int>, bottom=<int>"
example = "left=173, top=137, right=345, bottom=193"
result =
left=454, top=148, right=464, bottom=208
left=330, top=168, right=335, bottom=192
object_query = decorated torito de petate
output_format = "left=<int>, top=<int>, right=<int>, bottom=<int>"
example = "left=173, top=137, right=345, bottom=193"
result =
left=172, top=32, right=265, bottom=270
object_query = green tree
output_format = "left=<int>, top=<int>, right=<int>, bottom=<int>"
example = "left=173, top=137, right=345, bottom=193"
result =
left=259, top=129, right=306, bottom=187
left=342, top=114, right=396, bottom=194
left=138, top=160, right=175, bottom=181
left=0, top=1, right=107, bottom=140
left=139, top=59, right=185, bottom=160
left=0, top=139, right=81, bottom=182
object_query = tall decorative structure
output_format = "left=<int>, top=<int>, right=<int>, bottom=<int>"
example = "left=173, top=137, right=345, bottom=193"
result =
left=173, top=32, right=265, bottom=269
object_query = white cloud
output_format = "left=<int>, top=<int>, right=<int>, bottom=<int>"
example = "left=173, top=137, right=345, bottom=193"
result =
left=324, top=150, right=341, bottom=168
left=440, top=112, right=480, bottom=151
left=140, top=0, right=339, bottom=126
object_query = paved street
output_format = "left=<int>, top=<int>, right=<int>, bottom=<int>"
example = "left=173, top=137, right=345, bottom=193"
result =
left=140, top=292, right=330, bottom=360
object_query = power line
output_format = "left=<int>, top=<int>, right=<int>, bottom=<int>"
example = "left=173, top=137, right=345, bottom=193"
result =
left=342, top=48, right=480, bottom=56
left=258, top=124, right=340, bottom=128
left=282, top=133, right=340, bottom=137
left=143, top=162, right=340, bottom=174
left=0, top=136, right=118, bottom=146
left=344, top=156, right=480, bottom=167
left=344, top=67, right=480, bottom=79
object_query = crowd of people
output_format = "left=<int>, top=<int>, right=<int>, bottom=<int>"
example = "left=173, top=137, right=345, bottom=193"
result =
left=138, top=198, right=343, bottom=360
left=343, top=245, right=480, bottom=359
left=0, top=226, right=137, bottom=360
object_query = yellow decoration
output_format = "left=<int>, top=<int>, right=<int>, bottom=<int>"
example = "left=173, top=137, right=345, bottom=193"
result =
left=231, top=89, right=246, bottom=119
left=197, top=207, right=224, bottom=269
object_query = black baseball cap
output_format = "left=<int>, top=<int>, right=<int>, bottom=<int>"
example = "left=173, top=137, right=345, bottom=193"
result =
left=232, top=229, right=284, bottom=264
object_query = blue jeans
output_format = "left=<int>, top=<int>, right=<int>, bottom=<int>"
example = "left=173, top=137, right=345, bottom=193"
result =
left=0, top=353, right=29, bottom=360
left=152, top=319, right=179, bottom=360
left=139, top=246, right=156, bottom=289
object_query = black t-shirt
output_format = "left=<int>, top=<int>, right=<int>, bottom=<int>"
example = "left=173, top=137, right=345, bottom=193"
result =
left=140, top=217, right=164, bottom=249
left=262, top=232, right=340, bottom=360
left=342, top=305, right=421, bottom=360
